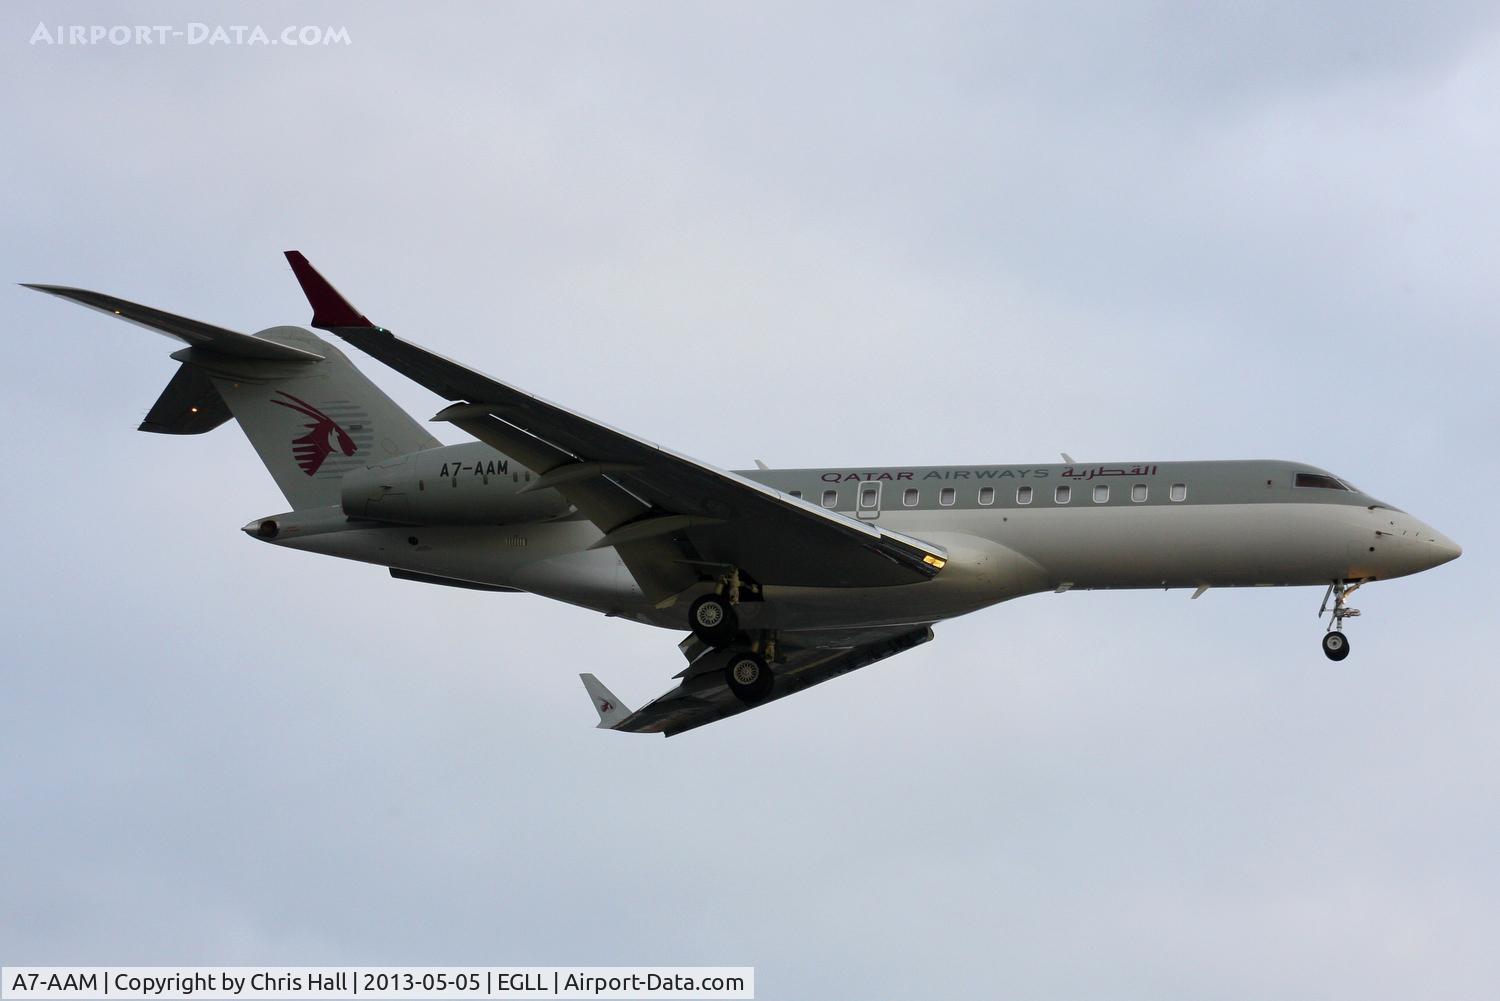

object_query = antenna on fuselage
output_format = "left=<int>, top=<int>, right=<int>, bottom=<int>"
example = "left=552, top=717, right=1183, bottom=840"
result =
left=1061, top=452, right=1076, bottom=464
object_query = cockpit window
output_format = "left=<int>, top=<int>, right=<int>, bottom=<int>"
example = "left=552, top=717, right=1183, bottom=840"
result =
left=1295, top=472, right=1349, bottom=490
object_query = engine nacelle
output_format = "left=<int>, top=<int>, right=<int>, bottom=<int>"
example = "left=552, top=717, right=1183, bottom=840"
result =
left=340, top=444, right=571, bottom=525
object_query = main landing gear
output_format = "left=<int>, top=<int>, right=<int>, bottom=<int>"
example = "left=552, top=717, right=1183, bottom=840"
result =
left=688, top=567, right=757, bottom=648
left=685, top=570, right=779, bottom=705
left=723, top=631, right=780, bottom=705
left=1318, top=580, right=1363, bottom=662
left=689, top=593, right=737, bottom=646
left=725, top=650, right=775, bottom=704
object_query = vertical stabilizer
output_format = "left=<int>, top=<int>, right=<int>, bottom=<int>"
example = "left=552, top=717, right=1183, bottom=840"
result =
left=25, top=282, right=441, bottom=511
left=200, top=326, right=441, bottom=509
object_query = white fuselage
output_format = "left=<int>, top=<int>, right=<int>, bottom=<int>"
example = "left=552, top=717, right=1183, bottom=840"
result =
left=253, top=457, right=1460, bottom=638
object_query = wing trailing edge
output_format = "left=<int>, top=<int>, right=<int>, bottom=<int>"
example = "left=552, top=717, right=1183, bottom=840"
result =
left=592, top=625, right=935, bottom=736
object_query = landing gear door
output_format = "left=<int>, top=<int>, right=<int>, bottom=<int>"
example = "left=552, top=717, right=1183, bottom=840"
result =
left=857, top=480, right=882, bottom=521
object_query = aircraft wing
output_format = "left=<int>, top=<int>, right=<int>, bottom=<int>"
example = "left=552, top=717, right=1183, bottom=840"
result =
left=284, top=252, right=948, bottom=603
left=583, top=623, right=936, bottom=736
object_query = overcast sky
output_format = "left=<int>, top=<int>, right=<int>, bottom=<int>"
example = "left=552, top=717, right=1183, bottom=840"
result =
left=2, top=3, right=1497, bottom=998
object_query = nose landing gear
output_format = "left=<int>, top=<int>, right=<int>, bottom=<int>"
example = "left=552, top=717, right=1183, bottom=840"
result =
left=1318, top=580, right=1363, bottom=661
left=1321, top=631, right=1350, bottom=661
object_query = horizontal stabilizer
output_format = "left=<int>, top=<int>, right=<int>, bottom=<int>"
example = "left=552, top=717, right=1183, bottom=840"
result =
left=24, top=284, right=325, bottom=362
left=580, top=674, right=633, bottom=729
left=139, top=362, right=232, bottom=435
left=30, top=265, right=441, bottom=512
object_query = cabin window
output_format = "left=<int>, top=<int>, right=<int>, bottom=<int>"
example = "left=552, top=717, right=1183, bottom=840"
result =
left=789, top=489, right=802, bottom=499
left=859, top=483, right=879, bottom=509
left=939, top=486, right=956, bottom=507
left=821, top=489, right=838, bottom=508
left=1295, top=472, right=1349, bottom=490
left=1170, top=483, right=1187, bottom=502
left=1055, top=485, right=1071, bottom=504
left=1017, top=485, right=1033, bottom=505
left=903, top=487, right=919, bottom=507
left=1131, top=483, right=1147, bottom=503
left=1093, top=484, right=1109, bottom=503
left=978, top=486, right=995, bottom=506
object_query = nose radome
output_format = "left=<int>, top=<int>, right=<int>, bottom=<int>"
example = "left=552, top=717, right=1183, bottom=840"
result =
left=1429, top=530, right=1462, bottom=565
left=1408, top=517, right=1462, bottom=569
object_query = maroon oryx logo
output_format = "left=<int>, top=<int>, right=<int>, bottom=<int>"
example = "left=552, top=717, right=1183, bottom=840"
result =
left=270, top=390, right=357, bottom=476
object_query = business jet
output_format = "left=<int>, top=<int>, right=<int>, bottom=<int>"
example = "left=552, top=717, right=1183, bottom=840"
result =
left=26, top=254, right=1461, bottom=735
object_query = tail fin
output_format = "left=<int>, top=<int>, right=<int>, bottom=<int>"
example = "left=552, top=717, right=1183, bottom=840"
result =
left=26, top=283, right=440, bottom=510
left=205, top=328, right=440, bottom=507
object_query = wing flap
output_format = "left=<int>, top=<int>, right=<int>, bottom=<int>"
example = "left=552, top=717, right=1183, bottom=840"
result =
left=437, top=407, right=696, bottom=603
left=427, top=395, right=945, bottom=584
left=280, top=251, right=948, bottom=593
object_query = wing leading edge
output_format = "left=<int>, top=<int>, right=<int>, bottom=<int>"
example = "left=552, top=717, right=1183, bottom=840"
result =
left=282, top=251, right=948, bottom=602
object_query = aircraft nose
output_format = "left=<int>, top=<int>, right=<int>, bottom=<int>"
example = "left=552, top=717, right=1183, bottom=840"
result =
left=1427, top=529, right=1462, bottom=566
left=1403, top=519, right=1461, bottom=572
left=1373, top=513, right=1462, bottom=577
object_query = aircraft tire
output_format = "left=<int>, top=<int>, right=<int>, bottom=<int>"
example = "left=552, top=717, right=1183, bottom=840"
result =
left=1322, top=632, right=1351, bottom=661
left=725, top=651, right=774, bottom=704
left=689, top=594, right=738, bottom=646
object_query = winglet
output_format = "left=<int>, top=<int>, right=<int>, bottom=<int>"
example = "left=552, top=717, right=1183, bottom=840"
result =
left=580, top=673, right=633, bottom=729
left=284, top=251, right=374, bottom=329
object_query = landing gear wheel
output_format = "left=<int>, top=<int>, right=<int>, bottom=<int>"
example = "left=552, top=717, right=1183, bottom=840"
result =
left=689, top=594, right=738, bottom=647
left=1322, top=631, right=1351, bottom=662
left=725, top=652, right=774, bottom=704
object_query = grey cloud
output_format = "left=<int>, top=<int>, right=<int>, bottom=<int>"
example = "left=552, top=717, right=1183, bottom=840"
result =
left=2, top=3, right=1495, bottom=998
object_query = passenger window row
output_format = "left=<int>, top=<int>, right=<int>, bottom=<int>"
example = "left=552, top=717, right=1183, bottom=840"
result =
left=799, top=482, right=1190, bottom=508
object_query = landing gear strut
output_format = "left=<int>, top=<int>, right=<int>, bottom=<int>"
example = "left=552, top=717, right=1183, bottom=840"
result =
left=1318, top=580, right=1363, bottom=661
